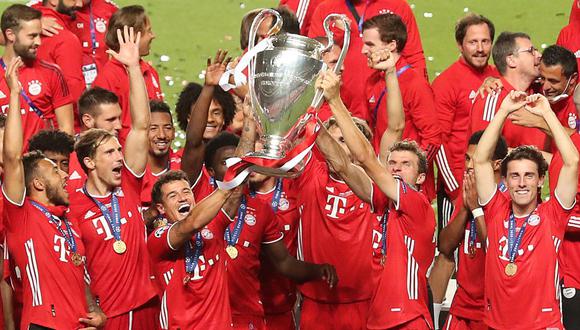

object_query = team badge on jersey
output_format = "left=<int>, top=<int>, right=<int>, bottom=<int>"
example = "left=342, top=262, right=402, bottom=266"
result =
left=28, top=80, right=42, bottom=96
left=95, top=18, right=107, bottom=33
left=201, top=228, right=213, bottom=239
left=278, top=197, right=289, bottom=211
left=245, top=214, right=256, bottom=226
left=568, top=113, right=577, bottom=129
left=563, top=287, right=576, bottom=299
left=369, top=95, right=376, bottom=103
left=154, top=226, right=169, bottom=238
left=527, top=214, right=540, bottom=226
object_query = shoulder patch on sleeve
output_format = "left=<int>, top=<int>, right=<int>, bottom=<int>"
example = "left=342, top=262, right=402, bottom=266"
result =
left=154, top=225, right=170, bottom=238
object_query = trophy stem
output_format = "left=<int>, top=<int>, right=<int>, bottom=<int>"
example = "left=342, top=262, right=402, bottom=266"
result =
left=259, top=135, right=286, bottom=159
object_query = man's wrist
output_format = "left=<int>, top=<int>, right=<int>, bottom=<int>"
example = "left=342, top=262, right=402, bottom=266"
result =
left=471, top=207, right=484, bottom=218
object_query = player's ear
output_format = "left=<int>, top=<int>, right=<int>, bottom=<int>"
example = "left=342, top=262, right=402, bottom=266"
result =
left=538, top=174, right=545, bottom=188
left=492, top=159, right=502, bottom=172
left=506, top=54, right=517, bottom=69
left=81, top=113, right=95, bottom=129
left=31, top=176, right=45, bottom=192
left=4, top=29, right=15, bottom=44
left=155, top=203, right=165, bottom=215
left=387, top=40, right=397, bottom=53
left=415, top=172, right=426, bottom=186
left=83, top=156, right=96, bottom=171
left=570, top=72, right=578, bottom=88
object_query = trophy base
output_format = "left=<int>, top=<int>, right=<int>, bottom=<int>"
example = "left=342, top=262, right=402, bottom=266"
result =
left=251, top=135, right=288, bottom=159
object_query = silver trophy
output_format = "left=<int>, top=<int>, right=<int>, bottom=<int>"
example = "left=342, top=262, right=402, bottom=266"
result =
left=245, top=9, right=350, bottom=174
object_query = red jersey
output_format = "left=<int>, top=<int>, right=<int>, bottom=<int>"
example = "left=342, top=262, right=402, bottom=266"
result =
left=293, top=154, right=375, bottom=303
left=481, top=189, right=571, bottom=329
left=148, top=211, right=233, bottom=329
left=36, top=7, right=85, bottom=116
left=67, top=0, right=118, bottom=86
left=367, top=179, right=436, bottom=329
left=557, top=23, right=580, bottom=71
left=226, top=194, right=283, bottom=320
left=191, top=166, right=216, bottom=202
left=255, top=179, right=300, bottom=315
left=279, top=0, right=324, bottom=36
left=0, top=59, right=71, bottom=151
left=67, top=151, right=86, bottom=196
left=67, top=166, right=157, bottom=317
left=549, top=133, right=580, bottom=290
left=309, top=0, right=426, bottom=122
left=93, top=58, right=164, bottom=145
left=470, top=77, right=546, bottom=149
left=2, top=193, right=87, bottom=330
left=446, top=193, right=486, bottom=322
left=431, top=58, right=499, bottom=199
left=366, top=58, right=440, bottom=158
left=141, top=150, right=182, bottom=206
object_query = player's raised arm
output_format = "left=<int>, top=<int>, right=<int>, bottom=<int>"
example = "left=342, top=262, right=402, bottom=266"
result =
left=2, top=57, right=25, bottom=204
left=473, top=90, right=527, bottom=203
left=106, top=26, right=150, bottom=176
left=526, top=94, right=579, bottom=207
left=181, top=50, right=230, bottom=183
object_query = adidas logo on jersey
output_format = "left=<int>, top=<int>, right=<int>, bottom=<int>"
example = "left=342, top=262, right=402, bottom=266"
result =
left=369, top=95, right=376, bottom=103
left=469, top=90, right=477, bottom=100
left=69, top=171, right=82, bottom=180
left=0, top=91, right=6, bottom=99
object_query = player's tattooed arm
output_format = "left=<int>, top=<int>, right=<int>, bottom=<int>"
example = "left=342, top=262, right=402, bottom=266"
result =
left=3, top=56, right=25, bottom=205
left=168, top=189, right=232, bottom=250
left=182, top=50, right=231, bottom=184
left=263, top=240, right=338, bottom=288
left=80, top=285, right=107, bottom=329
left=235, top=96, right=256, bottom=157
left=107, top=26, right=150, bottom=176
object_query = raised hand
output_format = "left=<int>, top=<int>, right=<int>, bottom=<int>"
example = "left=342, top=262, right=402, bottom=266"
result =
left=499, top=90, right=527, bottom=113
left=5, top=56, right=22, bottom=93
left=106, top=26, right=141, bottom=68
left=205, top=49, right=231, bottom=86
left=368, top=49, right=396, bottom=73
left=477, top=76, right=503, bottom=99
left=524, top=94, right=551, bottom=116
left=463, top=171, right=479, bottom=212
left=315, top=70, right=341, bottom=101
left=40, top=16, right=63, bottom=37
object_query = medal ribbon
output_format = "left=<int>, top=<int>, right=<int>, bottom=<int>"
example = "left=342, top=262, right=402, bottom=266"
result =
left=88, top=2, right=98, bottom=55
left=468, top=215, right=477, bottom=250
left=507, top=210, right=532, bottom=263
left=380, top=210, right=389, bottom=257
left=184, top=232, right=203, bottom=274
left=30, top=201, right=77, bottom=253
left=372, top=64, right=411, bottom=122
left=345, top=0, right=370, bottom=36
left=0, top=59, right=45, bottom=118
left=82, top=186, right=123, bottom=242
left=250, top=178, right=283, bottom=212
left=224, top=195, right=247, bottom=247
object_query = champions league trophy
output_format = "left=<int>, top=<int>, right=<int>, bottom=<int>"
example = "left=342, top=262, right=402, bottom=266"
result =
left=218, top=9, right=350, bottom=187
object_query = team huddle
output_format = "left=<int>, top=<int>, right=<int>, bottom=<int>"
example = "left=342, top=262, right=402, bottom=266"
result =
left=0, top=0, right=577, bottom=329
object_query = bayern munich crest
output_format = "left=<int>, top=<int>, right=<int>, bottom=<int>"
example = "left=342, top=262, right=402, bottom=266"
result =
left=201, top=228, right=213, bottom=240
left=527, top=214, right=540, bottom=226
left=27, top=80, right=42, bottom=96
left=245, top=214, right=256, bottom=226
left=278, top=197, right=289, bottom=211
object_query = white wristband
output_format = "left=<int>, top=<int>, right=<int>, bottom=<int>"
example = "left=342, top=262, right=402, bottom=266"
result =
left=471, top=207, right=484, bottom=218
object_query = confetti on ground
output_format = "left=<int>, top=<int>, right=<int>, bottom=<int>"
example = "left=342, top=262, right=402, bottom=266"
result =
left=240, top=2, right=245, bottom=9
left=160, top=55, right=170, bottom=62
left=410, top=3, right=415, bottom=9
left=541, top=43, right=548, bottom=49
left=423, top=12, right=433, bottom=18
left=427, top=56, right=434, bottom=61
left=464, top=7, right=469, bottom=13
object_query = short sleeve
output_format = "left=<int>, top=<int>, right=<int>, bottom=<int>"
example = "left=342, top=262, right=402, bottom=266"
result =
left=1, top=186, right=26, bottom=232
left=447, top=194, right=464, bottom=225
left=371, top=182, right=389, bottom=215
left=549, top=192, right=576, bottom=235
left=261, top=208, right=283, bottom=245
left=47, top=63, right=73, bottom=109
left=393, top=179, right=426, bottom=214
left=481, top=187, right=509, bottom=225
left=146, top=225, right=176, bottom=261
left=122, top=161, right=144, bottom=194
left=292, top=152, right=326, bottom=193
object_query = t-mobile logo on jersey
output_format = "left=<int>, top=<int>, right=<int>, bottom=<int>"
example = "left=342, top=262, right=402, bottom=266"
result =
left=53, top=235, right=69, bottom=263
left=325, top=194, right=347, bottom=219
left=91, top=216, right=129, bottom=240
left=497, top=235, right=533, bottom=261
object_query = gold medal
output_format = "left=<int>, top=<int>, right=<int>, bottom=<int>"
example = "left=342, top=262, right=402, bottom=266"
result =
left=113, top=240, right=127, bottom=254
left=70, top=252, right=83, bottom=266
left=183, top=274, right=191, bottom=285
left=468, top=245, right=476, bottom=258
left=505, top=263, right=517, bottom=277
left=226, top=245, right=238, bottom=259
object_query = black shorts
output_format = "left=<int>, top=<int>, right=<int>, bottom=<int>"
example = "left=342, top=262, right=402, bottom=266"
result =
left=562, top=284, right=580, bottom=329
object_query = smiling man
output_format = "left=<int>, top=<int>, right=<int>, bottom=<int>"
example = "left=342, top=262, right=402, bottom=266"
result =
left=473, top=91, right=578, bottom=329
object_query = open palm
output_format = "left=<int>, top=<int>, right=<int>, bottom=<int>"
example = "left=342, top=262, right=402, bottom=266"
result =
left=205, top=49, right=230, bottom=86
left=106, top=26, right=141, bottom=68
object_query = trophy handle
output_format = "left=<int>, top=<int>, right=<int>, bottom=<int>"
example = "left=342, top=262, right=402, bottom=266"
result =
left=311, top=14, right=351, bottom=109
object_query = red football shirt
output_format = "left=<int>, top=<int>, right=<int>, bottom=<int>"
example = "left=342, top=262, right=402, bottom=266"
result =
left=36, top=7, right=85, bottom=123
left=446, top=193, right=486, bottom=322
left=470, top=77, right=546, bottom=149
left=367, top=179, right=436, bottom=329
left=293, top=154, right=375, bottom=303
left=0, top=59, right=72, bottom=151
left=548, top=133, right=580, bottom=290
left=140, top=150, right=182, bottom=206
left=557, top=23, right=580, bottom=71
left=191, top=166, right=217, bottom=202
left=255, top=179, right=300, bottom=315
left=279, top=0, right=324, bottom=36
left=226, top=194, right=283, bottom=320
left=66, top=151, right=86, bottom=196
left=2, top=193, right=87, bottom=330
left=309, top=0, right=426, bottom=122
left=481, top=189, right=571, bottom=329
left=93, top=58, right=164, bottom=145
left=148, top=211, right=233, bottom=329
left=67, top=0, right=118, bottom=84
left=67, top=166, right=157, bottom=318
left=431, top=58, right=499, bottom=199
